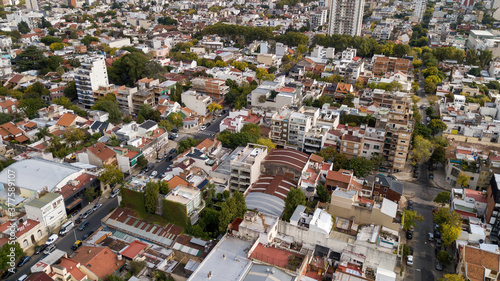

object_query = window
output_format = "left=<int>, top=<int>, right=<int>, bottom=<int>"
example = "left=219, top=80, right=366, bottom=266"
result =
left=383, top=194, right=386, bottom=198
left=384, top=188, right=388, bottom=192
left=374, top=145, right=380, bottom=150
left=23, top=239, right=28, bottom=247
left=343, top=148, right=346, bottom=152
left=37, top=230, right=42, bottom=238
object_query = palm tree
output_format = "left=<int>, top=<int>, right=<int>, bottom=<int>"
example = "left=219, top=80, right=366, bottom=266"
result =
left=36, top=126, right=51, bottom=141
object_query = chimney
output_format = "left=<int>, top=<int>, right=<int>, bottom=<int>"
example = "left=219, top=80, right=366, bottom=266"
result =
left=88, top=249, right=91, bottom=254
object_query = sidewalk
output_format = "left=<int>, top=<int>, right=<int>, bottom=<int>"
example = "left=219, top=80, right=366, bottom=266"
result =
left=430, top=168, right=452, bottom=191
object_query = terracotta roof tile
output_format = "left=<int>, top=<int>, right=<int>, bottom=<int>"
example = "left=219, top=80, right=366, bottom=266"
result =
left=86, top=142, right=116, bottom=162
left=56, top=113, right=77, bottom=127
left=72, top=246, right=125, bottom=280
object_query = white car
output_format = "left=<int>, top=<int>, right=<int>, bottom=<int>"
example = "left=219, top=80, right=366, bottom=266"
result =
left=46, top=234, right=59, bottom=245
left=150, top=171, right=158, bottom=178
left=93, top=203, right=102, bottom=211
left=406, top=255, right=413, bottom=266
left=110, top=189, right=120, bottom=198
left=200, top=126, right=207, bottom=131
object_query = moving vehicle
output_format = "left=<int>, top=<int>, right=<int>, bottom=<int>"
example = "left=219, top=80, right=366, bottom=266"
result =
left=78, top=221, right=90, bottom=231
left=17, top=256, right=31, bottom=267
left=59, top=221, right=75, bottom=236
left=150, top=171, right=158, bottom=178
left=205, top=122, right=211, bottom=127
left=72, top=240, right=82, bottom=251
left=406, top=255, right=413, bottom=266
left=44, top=244, right=56, bottom=255
left=200, top=125, right=207, bottom=131
left=46, top=234, right=59, bottom=245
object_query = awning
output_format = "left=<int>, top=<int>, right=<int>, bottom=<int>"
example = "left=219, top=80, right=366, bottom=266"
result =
left=66, top=198, right=82, bottom=210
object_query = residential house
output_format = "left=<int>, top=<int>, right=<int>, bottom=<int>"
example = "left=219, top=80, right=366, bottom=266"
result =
left=78, top=142, right=117, bottom=168
left=72, top=246, right=125, bottom=281
left=372, top=174, right=403, bottom=202
left=24, top=192, right=67, bottom=232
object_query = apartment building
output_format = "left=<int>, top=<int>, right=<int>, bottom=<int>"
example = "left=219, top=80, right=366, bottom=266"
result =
left=340, top=133, right=363, bottom=159
left=287, top=107, right=319, bottom=149
left=310, top=8, right=328, bottom=29
left=379, top=92, right=412, bottom=173
left=75, top=55, right=109, bottom=107
left=191, top=77, right=229, bottom=101
left=486, top=174, right=500, bottom=243
left=303, top=128, right=327, bottom=154
left=94, top=85, right=138, bottom=114
left=132, top=90, right=156, bottom=111
left=361, top=127, right=385, bottom=159
left=327, top=0, right=365, bottom=36
left=0, top=57, right=12, bottom=77
left=229, top=144, right=268, bottom=192
left=372, top=55, right=412, bottom=77
left=181, top=90, right=212, bottom=116
left=270, top=109, right=292, bottom=147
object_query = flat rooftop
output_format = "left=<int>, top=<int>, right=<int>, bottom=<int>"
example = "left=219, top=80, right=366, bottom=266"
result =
left=187, top=236, right=252, bottom=281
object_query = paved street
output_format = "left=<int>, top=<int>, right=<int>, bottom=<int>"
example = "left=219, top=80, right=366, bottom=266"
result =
left=402, top=162, right=452, bottom=281
left=6, top=197, right=119, bottom=281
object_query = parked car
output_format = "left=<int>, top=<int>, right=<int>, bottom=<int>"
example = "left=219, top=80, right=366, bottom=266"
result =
left=435, top=260, right=443, bottom=271
left=222, top=109, right=228, bottom=114
left=166, top=155, right=173, bottom=161
left=436, top=238, right=442, bottom=247
left=110, top=189, right=120, bottom=198
left=171, top=132, right=178, bottom=138
left=17, top=256, right=31, bottom=267
left=34, top=244, right=47, bottom=255
left=72, top=240, right=83, bottom=250
left=168, top=134, right=176, bottom=140
left=205, top=122, right=211, bottom=127
left=78, top=221, right=90, bottom=231
left=169, top=148, right=177, bottom=155
left=145, top=163, right=154, bottom=172
left=75, top=217, right=82, bottom=224
left=1, top=268, right=17, bottom=279
left=43, top=244, right=56, bottom=255
left=82, top=209, right=93, bottom=219
left=409, top=246, right=414, bottom=255
left=429, top=173, right=434, bottom=179
left=200, top=125, right=207, bottom=130
left=171, top=128, right=178, bottom=133
left=428, top=232, right=434, bottom=241
left=17, top=274, right=28, bottom=281
left=83, top=230, right=94, bottom=240
left=408, top=200, right=414, bottom=211
left=45, top=234, right=58, bottom=245
left=435, top=247, right=441, bottom=257
left=413, top=171, right=419, bottom=178
left=406, top=255, right=413, bottom=266
left=150, top=171, right=158, bottom=178
left=406, top=230, right=413, bottom=239
left=93, top=203, right=102, bottom=212
left=212, top=117, right=217, bottom=122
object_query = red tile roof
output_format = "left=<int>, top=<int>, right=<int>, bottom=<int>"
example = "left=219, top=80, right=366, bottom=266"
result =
left=0, top=219, right=40, bottom=238
left=72, top=246, right=125, bottom=280
left=86, top=142, right=116, bottom=162
left=248, top=174, right=297, bottom=200
left=263, top=148, right=309, bottom=172
left=56, top=113, right=77, bottom=127
left=57, top=173, right=96, bottom=199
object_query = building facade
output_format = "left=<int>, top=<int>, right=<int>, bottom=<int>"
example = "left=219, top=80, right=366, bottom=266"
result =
left=75, top=55, right=109, bottom=107
left=327, top=0, right=365, bottom=36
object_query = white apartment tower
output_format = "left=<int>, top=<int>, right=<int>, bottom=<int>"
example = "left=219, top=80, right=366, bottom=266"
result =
left=75, top=55, right=109, bottom=107
left=26, top=0, right=39, bottom=11
left=327, top=0, right=365, bottom=36
left=413, top=0, right=427, bottom=22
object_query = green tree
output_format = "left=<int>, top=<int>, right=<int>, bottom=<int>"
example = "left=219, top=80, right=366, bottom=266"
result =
left=241, top=123, right=261, bottom=139
left=207, top=102, right=223, bottom=114
left=316, top=184, right=330, bottom=203
left=437, top=250, right=451, bottom=265
left=456, top=172, right=470, bottom=187
left=478, top=50, right=493, bottom=68
left=441, top=222, right=461, bottom=247
left=41, top=36, right=62, bottom=46
left=430, top=145, right=446, bottom=166
left=81, top=35, right=99, bottom=46
left=106, top=276, right=125, bottom=281
left=438, top=274, right=467, bottom=281
left=36, top=126, right=51, bottom=140
left=0, top=242, right=24, bottom=272
left=424, top=82, right=437, bottom=94
left=317, top=146, right=337, bottom=161
left=411, top=135, right=434, bottom=165
left=93, top=100, right=122, bottom=124
left=144, top=181, right=159, bottom=214
left=283, top=188, right=306, bottom=221
left=19, top=98, right=46, bottom=119
left=167, top=112, right=184, bottom=128
left=333, top=153, right=349, bottom=171
left=98, top=164, right=124, bottom=189
left=50, top=42, right=66, bottom=51
left=136, top=156, right=148, bottom=168
left=159, top=180, right=170, bottom=195
left=256, top=138, right=276, bottom=151
left=371, top=154, right=385, bottom=171
left=108, top=51, right=154, bottom=87
left=136, top=114, right=145, bottom=124
left=348, top=157, right=373, bottom=177
left=129, top=260, right=146, bottom=276
left=64, top=81, right=78, bottom=100
left=15, top=45, right=47, bottom=72
left=402, top=209, right=424, bottom=231
left=0, top=113, right=12, bottom=125
left=17, top=21, right=30, bottom=34
left=433, top=208, right=462, bottom=246
left=178, top=137, right=199, bottom=153
left=429, top=119, right=447, bottom=135
left=40, top=17, right=52, bottom=28
left=84, top=187, right=98, bottom=202
left=63, top=127, right=86, bottom=147
left=233, top=190, right=247, bottom=218
left=434, top=191, right=450, bottom=206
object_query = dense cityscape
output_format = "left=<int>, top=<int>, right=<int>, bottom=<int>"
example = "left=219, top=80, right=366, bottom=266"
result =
left=0, top=0, right=499, bottom=281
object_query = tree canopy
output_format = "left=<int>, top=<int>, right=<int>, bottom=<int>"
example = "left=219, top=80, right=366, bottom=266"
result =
left=283, top=188, right=306, bottom=221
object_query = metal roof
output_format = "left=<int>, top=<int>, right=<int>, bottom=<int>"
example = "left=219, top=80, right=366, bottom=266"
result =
left=0, top=158, right=82, bottom=192
left=245, top=193, right=285, bottom=217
